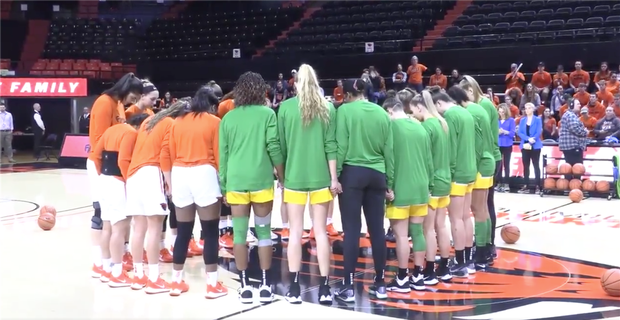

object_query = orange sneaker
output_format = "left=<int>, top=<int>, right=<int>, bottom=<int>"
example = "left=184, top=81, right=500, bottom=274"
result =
left=281, top=228, right=290, bottom=240
left=219, top=233, right=233, bottom=248
left=145, top=277, right=170, bottom=294
left=159, top=248, right=173, bottom=263
left=326, top=223, right=339, bottom=236
left=171, top=245, right=194, bottom=257
left=100, top=271, right=111, bottom=283
left=108, top=271, right=132, bottom=288
left=169, top=280, right=189, bottom=296
left=205, top=282, right=228, bottom=299
left=307, top=228, right=315, bottom=239
left=91, top=264, right=104, bottom=278
left=130, top=275, right=148, bottom=290
left=189, top=239, right=202, bottom=256
left=122, top=252, right=133, bottom=271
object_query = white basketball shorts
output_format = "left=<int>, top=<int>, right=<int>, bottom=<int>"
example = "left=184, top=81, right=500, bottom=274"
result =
left=171, top=164, right=221, bottom=208
left=86, top=159, right=101, bottom=202
left=126, top=166, right=169, bottom=217
left=98, top=175, right=128, bottom=225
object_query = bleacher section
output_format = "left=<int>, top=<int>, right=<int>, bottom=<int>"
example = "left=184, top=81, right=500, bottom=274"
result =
left=136, top=2, right=305, bottom=61
left=431, top=0, right=620, bottom=50
left=0, top=20, right=28, bottom=63
left=29, top=59, right=136, bottom=79
left=263, top=0, right=456, bottom=57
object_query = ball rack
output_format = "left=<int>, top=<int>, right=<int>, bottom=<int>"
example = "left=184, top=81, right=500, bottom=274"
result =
left=540, top=154, right=617, bottom=200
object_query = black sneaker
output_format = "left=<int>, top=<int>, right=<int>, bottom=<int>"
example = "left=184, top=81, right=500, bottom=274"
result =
left=318, top=284, right=332, bottom=305
left=258, top=285, right=274, bottom=303
left=466, top=261, right=476, bottom=274
left=387, top=277, right=411, bottom=293
left=488, top=244, right=497, bottom=259
left=334, top=284, right=355, bottom=303
left=285, top=283, right=302, bottom=304
left=423, top=270, right=439, bottom=286
left=238, top=285, right=254, bottom=304
left=409, top=274, right=426, bottom=291
left=368, top=280, right=387, bottom=299
left=437, top=265, right=453, bottom=282
left=474, top=249, right=488, bottom=271
left=450, top=263, right=469, bottom=278
left=385, top=227, right=396, bottom=243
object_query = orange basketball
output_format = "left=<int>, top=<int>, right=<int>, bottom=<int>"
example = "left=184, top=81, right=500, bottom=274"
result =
left=569, top=179, right=582, bottom=190
left=596, top=180, right=610, bottom=193
left=543, top=178, right=556, bottom=189
left=559, top=163, right=573, bottom=174
left=556, top=178, right=569, bottom=190
left=500, top=225, right=520, bottom=244
left=572, top=163, right=586, bottom=175
left=37, top=213, right=56, bottom=231
left=601, top=269, right=620, bottom=297
left=569, top=189, right=583, bottom=203
left=545, top=164, right=558, bottom=174
left=40, top=205, right=57, bottom=217
left=582, top=179, right=596, bottom=192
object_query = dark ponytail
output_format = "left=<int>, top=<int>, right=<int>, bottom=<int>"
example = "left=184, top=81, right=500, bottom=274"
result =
left=343, top=78, right=366, bottom=97
left=185, top=85, right=220, bottom=117
left=103, top=73, right=143, bottom=101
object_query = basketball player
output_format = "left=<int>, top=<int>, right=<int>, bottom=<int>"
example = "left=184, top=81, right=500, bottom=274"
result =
left=164, top=86, right=226, bottom=298
left=219, top=72, right=284, bottom=303
left=429, top=87, right=477, bottom=278
left=447, top=86, right=494, bottom=272
left=407, top=89, right=453, bottom=284
left=125, top=81, right=157, bottom=118
left=88, top=73, right=143, bottom=278
left=382, top=95, right=432, bottom=293
left=277, top=64, right=338, bottom=304
left=460, top=76, right=500, bottom=260
left=92, top=113, right=149, bottom=286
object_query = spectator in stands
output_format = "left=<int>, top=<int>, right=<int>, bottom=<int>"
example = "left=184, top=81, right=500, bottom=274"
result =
left=612, top=94, right=620, bottom=117
left=597, top=81, right=614, bottom=107
left=504, top=96, right=519, bottom=118
left=531, top=62, right=552, bottom=102
left=448, top=69, right=463, bottom=88
left=593, top=106, right=620, bottom=140
left=607, top=72, right=619, bottom=95
left=586, top=93, right=606, bottom=120
left=517, top=103, right=542, bottom=194
left=553, top=65, right=570, bottom=94
left=594, top=62, right=611, bottom=91
left=520, top=83, right=541, bottom=113
left=159, top=91, right=176, bottom=110
left=272, top=81, right=287, bottom=113
left=368, top=66, right=386, bottom=104
left=486, top=88, right=500, bottom=106
left=496, top=103, right=515, bottom=192
left=0, top=101, right=15, bottom=163
left=361, top=73, right=374, bottom=100
left=429, top=67, right=447, bottom=90
left=79, top=107, right=90, bottom=134
left=573, top=83, right=590, bottom=106
left=505, top=63, right=525, bottom=93
left=579, top=107, right=597, bottom=138
left=32, top=103, right=45, bottom=159
left=549, top=85, right=565, bottom=119
left=289, top=69, right=297, bottom=88
left=506, top=87, right=523, bottom=108
left=569, top=61, right=590, bottom=93
left=541, top=108, right=558, bottom=141
left=333, top=80, right=344, bottom=108
left=392, top=64, right=407, bottom=91
left=559, top=99, right=587, bottom=180
left=406, top=55, right=427, bottom=93
left=277, top=73, right=288, bottom=90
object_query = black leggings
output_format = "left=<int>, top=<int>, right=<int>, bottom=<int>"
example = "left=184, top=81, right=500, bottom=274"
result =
left=338, top=165, right=387, bottom=285
left=497, top=146, right=513, bottom=184
left=521, top=148, right=542, bottom=187
left=487, top=160, right=501, bottom=245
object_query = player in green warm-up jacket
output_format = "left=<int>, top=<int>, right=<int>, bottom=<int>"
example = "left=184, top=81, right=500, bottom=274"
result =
left=334, top=78, right=393, bottom=303
left=382, top=94, right=433, bottom=294
left=447, top=85, right=495, bottom=273
left=428, top=86, right=476, bottom=279
left=460, top=75, right=501, bottom=260
left=277, top=64, right=338, bottom=305
left=218, top=72, right=284, bottom=304
left=406, top=88, right=454, bottom=285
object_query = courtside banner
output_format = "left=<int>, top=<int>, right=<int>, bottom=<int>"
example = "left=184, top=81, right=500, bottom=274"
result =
left=0, top=78, right=88, bottom=97
left=60, top=134, right=90, bottom=158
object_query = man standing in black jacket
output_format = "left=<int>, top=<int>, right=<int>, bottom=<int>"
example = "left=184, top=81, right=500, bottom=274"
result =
left=79, top=107, right=90, bottom=134
left=32, top=103, right=45, bottom=158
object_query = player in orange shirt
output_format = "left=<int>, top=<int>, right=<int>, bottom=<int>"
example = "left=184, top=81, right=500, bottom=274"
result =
left=163, top=85, right=227, bottom=298
left=531, top=62, right=552, bottom=101
left=92, top=113, right=149, bottom=287
left=88, top=73, right=143, bottom=278
left=125, top=80, right=158, bottom=118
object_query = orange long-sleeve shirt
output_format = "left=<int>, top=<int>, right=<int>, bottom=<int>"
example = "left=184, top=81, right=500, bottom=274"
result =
left=579, top=116, right=597, bottom=138
left=586, top=102, right=606, bottom=120
left=407, top=64, right=427, bottom=84
left=92, top=124, right=138, bottom=181
left=168, top=113, right=220, bottom=170
left=127, top=116, right=173, bottom=178
left=505, top=72, right=525, bottom=91
left=531, top=71, right=552, bottom=89
left=88, top=94, right=126, bottom=161
left=429, top=74, right=447, bottom=89
left=573, top=91, right=590, bottom=106
left=607, top=80, right=619, bottom=95
left=597, top=89, right=614, bottom=107
left=125, top=104, right=154, bottom=119
left=217, top=99, right=234, bottom=119
left=553, top=72, right=569, bottom=88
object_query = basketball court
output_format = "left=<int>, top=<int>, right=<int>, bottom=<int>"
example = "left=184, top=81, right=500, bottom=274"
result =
left=1, top=164, right=619, bottom=320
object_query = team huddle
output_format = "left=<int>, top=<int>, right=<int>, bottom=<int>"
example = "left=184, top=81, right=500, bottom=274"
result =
left=84, top=64, right=501, bottom=304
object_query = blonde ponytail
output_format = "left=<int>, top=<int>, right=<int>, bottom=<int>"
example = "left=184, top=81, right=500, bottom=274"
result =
left=422, top=90, right=449, bottom=133
left=297, top=64, right=330, bottom=126
left=145, top=98, right=190, bottom=133
left=460, top=75, right=484, bottom=103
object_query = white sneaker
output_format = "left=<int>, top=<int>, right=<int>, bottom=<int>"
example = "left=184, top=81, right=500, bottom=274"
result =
left=246, top=230, right=257, bottom=244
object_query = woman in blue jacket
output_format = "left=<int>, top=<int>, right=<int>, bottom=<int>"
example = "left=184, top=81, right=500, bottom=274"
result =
left=517, top=102, right=543, bottom=193
left=496, top=103, right=515, bottom=192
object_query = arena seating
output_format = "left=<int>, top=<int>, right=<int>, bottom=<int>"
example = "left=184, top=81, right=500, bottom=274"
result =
left=136, top=2, right=305, bottom=61
left=432, top=0, right=620, bottom=50
left=264, top=0, right=456, bottom=57
left=0, top=20, right=28, bottom=64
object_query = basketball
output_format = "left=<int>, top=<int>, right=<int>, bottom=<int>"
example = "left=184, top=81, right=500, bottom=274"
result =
left=569, top=189, right=583, bottom=203
left=569, top=179, right=582, bottom=190
left=596, top=180, right=610, bottom=193
left=543, top=178, right=556, bottom=189
left=40, top=205, right=57, bottom=217
left=601, top=269, right=620, bottom=297
left=572, top=163, right=586, bottom=175
left=501, top=225, right=520, bottom=244
left=556, top=178, right=569, bottom=190
left=559, top=163, right=572, bottom=174
left=582, top=179, right=596, bottom=192
left=37, top=213, right=56, bottom=231
left=545, top=164, right=558, bottom=174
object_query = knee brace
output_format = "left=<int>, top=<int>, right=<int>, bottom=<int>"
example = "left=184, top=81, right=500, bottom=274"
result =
left=91, top=204, right=103, bottom=230
left=172, top=221, right=193, bottom=265
left=409, top=223, right=426, bottom=252
left=168, top=198, right=178, bottom=229
left=232, top=216, right=250, bottom=245
left=254, top=213, right=272, bottom=247
left=199, top=219, right=219, bottom=265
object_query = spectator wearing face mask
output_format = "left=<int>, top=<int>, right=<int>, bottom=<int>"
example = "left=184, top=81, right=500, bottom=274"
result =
left=593, top=106, right=620, bottom=140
